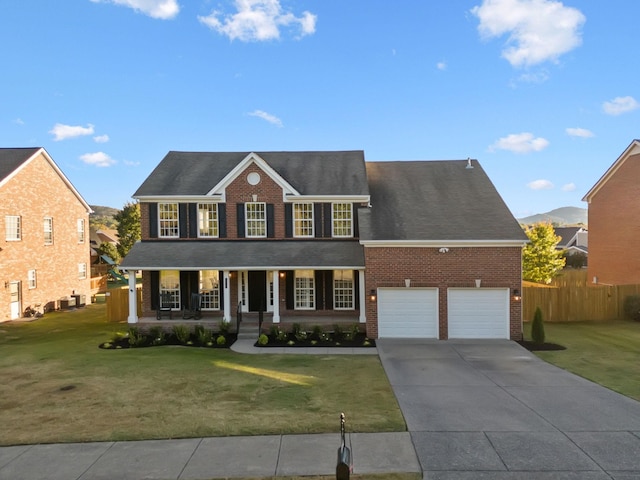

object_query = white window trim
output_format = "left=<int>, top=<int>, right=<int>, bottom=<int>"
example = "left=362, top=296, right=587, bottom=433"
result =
left=199, top=270, right=220, bottom=311
left=197, top=203, right=219, bottom=238
left=28, top=269, right=37, bottom=289
left=333, top=270, right=355, bottom=310
left=5, top=215, right=21, bottom=241
left=78, top=263, right=87, bottom=280
left=160, top=270, right=181, bottom=310
left=44, top=217, right=53, bottom=245
left=158, top=203, right=179, bottom=239
left=331, top=203, right=353, bottom=238
left=245, top=202, right=267, bottom=238
left=294, top=270, right=315, bottom=310
left=293, top=202, right=314, bottom=238
left=77, top=219, right=86, bottom=243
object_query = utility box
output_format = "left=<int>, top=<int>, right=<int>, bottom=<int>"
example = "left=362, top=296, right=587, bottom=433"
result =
left=71, top=294, right=86, bottom=307
left=60, top=297, right=76, bottom=309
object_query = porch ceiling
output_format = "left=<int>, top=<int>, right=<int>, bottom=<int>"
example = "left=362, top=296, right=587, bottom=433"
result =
left=120, top=240, right=365, bottom=270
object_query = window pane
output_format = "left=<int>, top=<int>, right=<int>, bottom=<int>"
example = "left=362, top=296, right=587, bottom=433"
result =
left=246, top=202, right=266, bottom=237
left=332, top=203, right=352, bottom=237
left=159, top=203, right=179, bottom=238
left=77, top=219, right=85, bottom=243
left=199, top=270, right=220, bottom=310
left=198, top=204, right=218, bottom=237
left=78, top=263, right=87, bottom=279
left=5, top=216, right=21, bottom=241
left=44, top=218, right=53, bottom=245
left=295, top=270, right=315, bottom=309
left=160, top=270, right=181, bottom=309
left=293, top=203, right=313, bottom=237
left=28, top=269, right=37, bottom=289
left=334, top=270, right=354, bottom=309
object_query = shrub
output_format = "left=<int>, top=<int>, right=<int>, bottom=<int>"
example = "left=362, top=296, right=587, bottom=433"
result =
left=295, top=330, right=308, bottom=341
left=276, top=327, right=288, bottom=342
left=194, top=324, right=205, bottom=339
left=218, top=321, right=231, bottom=335
left=149, top=326, right=166, bottom=346
left=258, top=334, right=269, bottom=346
left=269, top=325, right=279, bottom=336
left=531, top=307, right=546, bottom=345
left=623, top=295, right=640, bottom=322
left=344, top=324, right=360, bottom=341
left=333, top=324, right=344, bottom=340
left=128, top=327, right=146, bottom=347
left=216, top=335, right=226, bottom=345
left=311, top=325, right=323, bottom=338
left=292, top=323, right=302, bottom=335
left=197, top=328, right=213, bottom=346
left=172, top=325, right=191, bottom=345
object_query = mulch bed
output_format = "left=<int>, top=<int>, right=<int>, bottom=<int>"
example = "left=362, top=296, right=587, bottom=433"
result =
left=518, top=340, right=566, bottom=351
left=255, top=332, right=375, bottom=348
left=99, top=334, right=237, bottom=349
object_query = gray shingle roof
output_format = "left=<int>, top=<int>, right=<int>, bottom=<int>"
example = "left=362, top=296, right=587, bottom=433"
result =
left=359, top=160, right=527, bottom=242
left=134, top=151, right=369, bottom=197
left=0, top=148, right=40, bottom=183
left=119, top=240, right=365, bottom=270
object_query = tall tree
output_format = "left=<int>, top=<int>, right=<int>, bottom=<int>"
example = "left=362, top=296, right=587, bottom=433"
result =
left=114, top=202, right=141, bottom=259
left=522, top=223, right=566, bottom=284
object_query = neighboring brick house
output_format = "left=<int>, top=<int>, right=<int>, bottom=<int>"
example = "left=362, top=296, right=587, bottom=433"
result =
left=0, top=148, right=92, bottom=320
left=120, top=151, right=527, bottom=340
left=583, top=139, right=640, bottom=285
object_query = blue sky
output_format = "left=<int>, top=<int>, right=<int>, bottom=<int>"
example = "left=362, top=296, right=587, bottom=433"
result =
left=1, top=0, right=638, bottom=218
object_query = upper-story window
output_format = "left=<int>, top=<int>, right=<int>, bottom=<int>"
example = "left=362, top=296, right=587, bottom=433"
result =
left=245, top=202, right=266, bottom=238
left=332, top=203, right=353, bottom=237
left=5, top=215, right=21, bottom=241
left=77, top=219, right=86, bottom=243
left=159, top=203, right=179, bottom=238
left=293, top=203, right=314, bottom=237
left=198, top=203, right=218, bottom=238
left=44, top=217, right=53, bottom=245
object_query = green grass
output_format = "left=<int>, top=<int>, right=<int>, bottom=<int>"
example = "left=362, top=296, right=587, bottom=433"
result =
left=0, top=305, right=405, bottom=446
left=524, top=320, right=640, bottom=401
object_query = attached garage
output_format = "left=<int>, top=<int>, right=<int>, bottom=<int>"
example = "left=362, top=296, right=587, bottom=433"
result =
left=447, top=288, right=510, bottom=339
left=377, top=288, right=439, bottom=338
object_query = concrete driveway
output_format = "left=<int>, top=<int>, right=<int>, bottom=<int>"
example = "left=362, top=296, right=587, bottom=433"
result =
left=377, top=339, right=640, bottom=479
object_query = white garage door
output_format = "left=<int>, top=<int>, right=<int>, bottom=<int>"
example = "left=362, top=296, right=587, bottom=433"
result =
left=377, top=288, right=438, bottom=338
left=448, top=288, right=509, bottom=339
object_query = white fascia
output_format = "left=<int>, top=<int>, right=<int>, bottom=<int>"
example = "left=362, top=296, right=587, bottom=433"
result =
left=134, top=195, right=224, bottom=203
left=360, top=239, right=528, bottom=248
left=126, top=265, right=364, bottom=271
left=283, top=194, right=370, bottom=203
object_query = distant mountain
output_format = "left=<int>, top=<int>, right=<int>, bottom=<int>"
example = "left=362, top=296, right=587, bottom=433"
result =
left=90, top=205, right=119, bottom=229
left=517, top=207, right=587, bottom=226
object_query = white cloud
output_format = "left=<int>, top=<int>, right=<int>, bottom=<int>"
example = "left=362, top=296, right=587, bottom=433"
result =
left=528, top=179, right=554, bottom=190
left=123, top=160, right=141, bottom=166
left=602, top=96, right=640, bottom=116
left=49, top=123, right=95, bottom=141
left=198, top=0, right=317, bottom=42
left=437, top=61, right=447, bottom=71
left=562, top=182, right=576, bottom=191
left=13, top=118, right=25, bottom=125
left=248, top=109, right=283, bottom=127
left=471, top=0, right=585, bottom=67
left=90, top=0, right=179, bottom=19
left=80, top=152, right=116, bottom=167
left=489, top=132, right=549, bottom=153
left=94, top=134, right=110, bottom=143
left=566, top=127, right=594, bottom=138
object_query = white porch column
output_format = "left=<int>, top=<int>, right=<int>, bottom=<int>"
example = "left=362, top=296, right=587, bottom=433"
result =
left=127, top=270, right=138, bottom=324
left=359, top=269, right=366, bottom=323
left=223, top=270, right=231, bottom=322
left=272, top=270, right=280, bottom=323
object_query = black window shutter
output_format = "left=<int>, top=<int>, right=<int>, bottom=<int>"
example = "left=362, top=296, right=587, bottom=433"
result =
left=149, top=203, right=158, bottom=238
left=189, top=203, right=198, bottom=238
left=314, top=270, right=324, bottom=310
left=267, top=204, right=275, bottom=238
left=314, top=203, right=323, bottom=238
left=323, top=203, right=332, bottom=238
left=236, top=203, right=245, bottom=238
left=150, top=271, right=159, bottom=309
left=218, top=271, right=224, bottom=309
left=353, top=270, right=360, bottom=309
left=179, top=271, right=189, bottom=308
left=325, top=270, right=334, bottom=310
left=352, top=204, right=359, bottom=238
left=179, top=204, right=188, bottom=239
left=218, top=203, right=227, bottom=238
left=285, top=270, right=294, bottom=310
left=284, top=204, right=293, bottom=238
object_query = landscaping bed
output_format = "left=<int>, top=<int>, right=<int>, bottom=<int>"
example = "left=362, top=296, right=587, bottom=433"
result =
left=256, top=323, right=375, bottom=348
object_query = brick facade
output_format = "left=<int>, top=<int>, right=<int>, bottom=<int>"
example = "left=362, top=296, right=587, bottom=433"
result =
left=364, top=246, right=523, bottom=340
left=0, top=151, right=91, bottom=320
left=587, top=152, right=640, bottom=286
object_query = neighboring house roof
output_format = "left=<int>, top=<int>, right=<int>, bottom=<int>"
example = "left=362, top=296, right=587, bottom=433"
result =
left=134, top=151, right=369, bottom=198
left=0, top=147, right=92, bottom=213
left=583, top=139, right=640, bottom=202
left=555, top=227, right=588, bottom=250
left=120, top=240, right=365, bottom=270
left=359, top=159, right=528, bottom=244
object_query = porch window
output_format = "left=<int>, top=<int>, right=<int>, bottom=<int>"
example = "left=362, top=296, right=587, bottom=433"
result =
left=334, top=270, right=354, bottom=310
left=199, top=270, right=220, bottom=310
left=293, top=203, right=314, bottom=237
left=245, top=202, right=266, bottom=237
left=332, top=203, right=352, bottom=237
left=159, top=203, right=179, bottom=238
left=295, top=270, right=315, bottom=310
left=5, top=215, right=21, bottom=241
left=198, top=203, right=218, bottom=237
left=77, top=219, right=85, bottom=243
left=160, top=270, right=181, bottom=309
left=44, top=217, right=53, bottom=245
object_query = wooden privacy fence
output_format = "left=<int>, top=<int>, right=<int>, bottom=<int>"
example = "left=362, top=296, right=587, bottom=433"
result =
left=523, top=270, right=640, bottom=322
left=106, top=286, right=142, bottom=322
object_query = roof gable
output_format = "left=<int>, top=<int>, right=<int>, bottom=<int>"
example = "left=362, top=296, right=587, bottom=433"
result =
left=583, top=139, right=640, bottom=203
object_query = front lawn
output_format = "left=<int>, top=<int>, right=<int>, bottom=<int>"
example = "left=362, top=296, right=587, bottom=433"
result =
left=0, top=304, right=405, bottom=446
left=524, top=320, right=640, bottom=401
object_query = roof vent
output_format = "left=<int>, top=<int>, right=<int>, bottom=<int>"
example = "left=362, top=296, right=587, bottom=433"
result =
left=465, top=158, right=474, bottom=169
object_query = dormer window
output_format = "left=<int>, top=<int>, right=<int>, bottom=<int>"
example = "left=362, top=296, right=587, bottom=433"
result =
left=332, top=203, right=353, bottom=237
left=245, top=202, right=266, bottom=238
left=293, top=203, right=314, bottom=237
left=159, top=203, right=179, bottom=238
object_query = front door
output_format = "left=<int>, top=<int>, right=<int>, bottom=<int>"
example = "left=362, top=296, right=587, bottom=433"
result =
left=9, top=281, right=21, bottom=320
left=248, top=271, right=267, bottom=312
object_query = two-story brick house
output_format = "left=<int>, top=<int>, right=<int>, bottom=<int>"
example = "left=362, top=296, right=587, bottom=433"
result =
left=583, top=139, right=640, bottom=285
left=0, top=148, right=92, bottom=321
left=120, top=151, right=527, bottom=340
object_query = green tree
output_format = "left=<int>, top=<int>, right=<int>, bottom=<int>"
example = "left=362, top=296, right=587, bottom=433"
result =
left=531, top=307, right=546, bottom=345
left=114, top=202, right=141, bottom=259
left=96, top=242, right=120, bottom=264
left=522, top=222, right=566, bottom=284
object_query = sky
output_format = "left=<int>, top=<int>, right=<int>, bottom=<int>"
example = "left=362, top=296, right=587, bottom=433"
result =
left=1, top=0, right=638, bottom=219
